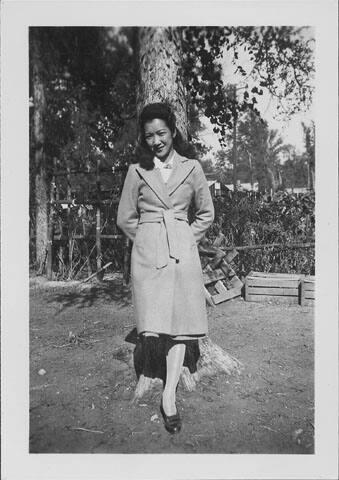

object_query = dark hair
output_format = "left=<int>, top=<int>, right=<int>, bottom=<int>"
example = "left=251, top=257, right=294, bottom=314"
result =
left=134, top=102, right=196, bottom=170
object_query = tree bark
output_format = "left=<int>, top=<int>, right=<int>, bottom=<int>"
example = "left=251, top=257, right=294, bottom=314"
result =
left=31, top=31, right=49, bottom=272
left=137, top=27, right=188, bottom=138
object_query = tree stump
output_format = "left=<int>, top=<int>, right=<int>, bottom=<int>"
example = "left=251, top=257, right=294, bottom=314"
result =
left=132, top=336, right=243, bottom=402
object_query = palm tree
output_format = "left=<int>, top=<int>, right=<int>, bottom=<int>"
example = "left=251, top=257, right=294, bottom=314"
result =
left=264, top=129, right=287, bottom=193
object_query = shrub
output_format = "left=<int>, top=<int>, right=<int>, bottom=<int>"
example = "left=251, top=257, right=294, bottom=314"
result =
left=207, top=191, right=315, bottom=275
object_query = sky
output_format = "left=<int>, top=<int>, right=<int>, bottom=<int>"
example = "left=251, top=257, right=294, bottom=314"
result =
left=200, top=27, right=314, bottom=157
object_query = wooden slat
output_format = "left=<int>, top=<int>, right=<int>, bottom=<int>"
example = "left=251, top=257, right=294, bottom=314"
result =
left=249, top=271, right=303, bottom=279
left=204, top=286, right=215, bottom=307
left=203, top=270, right=226, bottom=285
left=225, top=248, right=238, bottom=263
left=212, top=288, right=242, bottom=305
left=247, top=277, right=299, bottom=288
left=245, top=294, right=299, bottom=305
left=305, top=275, right=315, bottom=281
left=228, top=276, right=244, bottom=290
left=219, top=261, right=233, bottom=277
left=214, top=280, right=228, bottom=294
left=300, top=277, right=315, bottom=306
left=50, top=234, right=123, bottom=240
left=303, top=298, right=314, bottom=306
left=247, top=287, right=299, bottom=296
left=244, top=276, right=250, bottom=302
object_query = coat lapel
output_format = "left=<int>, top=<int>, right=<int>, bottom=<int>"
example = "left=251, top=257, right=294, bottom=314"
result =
left=136, top=152, right=196, bottom=207
left=135, top=165, right=173, bottom=209
left=166, top=152, right=196, bottom=196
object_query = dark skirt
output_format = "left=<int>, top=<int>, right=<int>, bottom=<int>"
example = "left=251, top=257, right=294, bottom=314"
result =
left=125, top=329, right=200, bottom=383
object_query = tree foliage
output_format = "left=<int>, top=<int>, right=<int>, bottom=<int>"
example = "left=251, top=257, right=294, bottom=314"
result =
left=30, top=27, right=137, bottom=175
left=30, top=26, right=314, bottom=173
left=181, top=26, right=314, bottom=146
left=209, top=191, right=315, bottom=275
left=212, top=110, right=292, bottom=191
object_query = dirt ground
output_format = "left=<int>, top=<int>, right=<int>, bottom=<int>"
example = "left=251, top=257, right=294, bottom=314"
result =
left=29, top=274, right=314, bottom=454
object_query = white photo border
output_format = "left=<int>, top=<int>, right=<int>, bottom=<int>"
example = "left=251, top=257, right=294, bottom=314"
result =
left=1, top=1, right=338, bottom=479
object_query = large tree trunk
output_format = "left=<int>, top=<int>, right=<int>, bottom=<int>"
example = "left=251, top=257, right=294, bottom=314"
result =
left=133, top=27, right=242, bottom=400
left=137, top=27, right=188, bottom=138
left=31, top=31, right=48, bottom=273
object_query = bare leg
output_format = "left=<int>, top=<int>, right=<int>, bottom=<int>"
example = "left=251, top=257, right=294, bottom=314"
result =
left=162, top=343, right=186, bottom=416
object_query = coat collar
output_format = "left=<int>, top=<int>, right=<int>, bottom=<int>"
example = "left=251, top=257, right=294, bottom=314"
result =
left=135, top=152, right=196, bottom=208
left=166, top=152, right=195, bottom=196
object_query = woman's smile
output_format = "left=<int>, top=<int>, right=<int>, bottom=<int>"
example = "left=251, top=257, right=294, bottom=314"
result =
left=144, top=118, right=176, bottom=161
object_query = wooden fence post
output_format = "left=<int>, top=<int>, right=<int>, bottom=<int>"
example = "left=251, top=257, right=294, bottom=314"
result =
left=66, top=163, right=73, bottom=277
left=80, top=166, right=92, bottom=278
left=55, top=169, right=64, bottom=277
left=46, top=164, right=56, bottom=280
left=96, top=158, right=103, bottom=280
left=82, top=219, right=92, bottom=278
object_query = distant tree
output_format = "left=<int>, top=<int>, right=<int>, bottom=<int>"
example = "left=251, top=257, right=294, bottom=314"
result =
left=214, top=149, right=233, bottom=185
left=200, top=158, right=215, bottom=174
left=264, top=129, right=287, bottom=192
left=302, top=121, right=315, bottom=190
left=215, top=110, right=289, bottom=192
left=280, top=146, right=308, bottom=189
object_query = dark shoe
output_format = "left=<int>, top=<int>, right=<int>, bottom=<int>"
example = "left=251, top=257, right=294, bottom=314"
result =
left=160, top=401, right=182, bottom=434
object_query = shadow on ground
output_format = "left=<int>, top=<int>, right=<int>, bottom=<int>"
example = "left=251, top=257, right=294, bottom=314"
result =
left=31, top=276, right=132, bottom=313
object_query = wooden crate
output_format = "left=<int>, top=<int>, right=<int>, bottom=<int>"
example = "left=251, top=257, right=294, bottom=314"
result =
left=300, top=276, right=315, bottom=306
left=244, top=271, right=304, bottom=305
left=204, top=260, right=243, bottom=305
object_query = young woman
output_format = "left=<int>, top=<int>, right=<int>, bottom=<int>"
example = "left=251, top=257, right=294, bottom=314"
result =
left=117, top=103, right=214, bottom=434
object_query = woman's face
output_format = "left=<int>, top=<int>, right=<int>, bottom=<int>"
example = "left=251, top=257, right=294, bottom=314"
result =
left=144, top=118, right=176, bottom=162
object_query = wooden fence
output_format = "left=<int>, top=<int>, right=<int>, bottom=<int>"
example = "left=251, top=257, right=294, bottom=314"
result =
left=34, top=158, right=128, bottom=281
left=30, top=161, right=315, bottom=282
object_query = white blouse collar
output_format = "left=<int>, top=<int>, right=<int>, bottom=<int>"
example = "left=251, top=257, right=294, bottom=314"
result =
left=153, top=150, right=175, bottom=169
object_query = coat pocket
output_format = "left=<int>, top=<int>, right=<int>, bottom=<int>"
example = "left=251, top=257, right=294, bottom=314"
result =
left=134, top=223, right=147, bottom=248
left=132, top=223, right=159, bottom=269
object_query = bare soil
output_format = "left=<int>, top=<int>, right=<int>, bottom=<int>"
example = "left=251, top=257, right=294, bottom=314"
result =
left=29, top=274, right=314, bottom=454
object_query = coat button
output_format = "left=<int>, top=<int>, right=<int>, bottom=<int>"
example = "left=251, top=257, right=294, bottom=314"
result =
left=176, top=259, right=179, bottom=264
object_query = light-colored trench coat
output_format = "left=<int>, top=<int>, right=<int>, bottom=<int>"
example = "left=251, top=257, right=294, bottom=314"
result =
left=117, top=151, right=214, bottom=336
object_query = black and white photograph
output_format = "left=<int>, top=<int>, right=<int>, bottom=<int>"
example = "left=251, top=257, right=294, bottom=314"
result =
left=1, top=1, right=338, bottom=479
left=28, top=23, right=317, bottom=454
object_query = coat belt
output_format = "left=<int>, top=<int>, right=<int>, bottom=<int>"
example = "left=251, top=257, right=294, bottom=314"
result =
left=139, top=210, right=188, bottom=268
